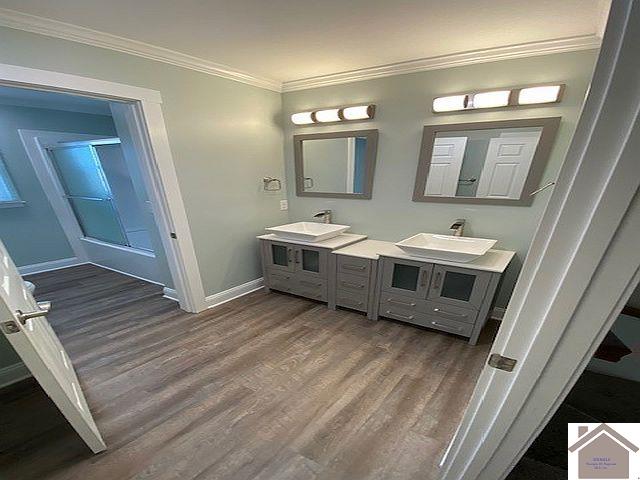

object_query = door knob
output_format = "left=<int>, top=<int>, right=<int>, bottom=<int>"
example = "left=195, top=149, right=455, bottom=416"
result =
left=15, top=301, right=52, bottom=325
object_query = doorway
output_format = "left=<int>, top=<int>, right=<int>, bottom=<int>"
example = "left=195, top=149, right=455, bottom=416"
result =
left=0, top=63, right=206, bottom=312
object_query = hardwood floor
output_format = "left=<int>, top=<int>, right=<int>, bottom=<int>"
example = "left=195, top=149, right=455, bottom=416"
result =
left=0, top=264, right=496, bottom=480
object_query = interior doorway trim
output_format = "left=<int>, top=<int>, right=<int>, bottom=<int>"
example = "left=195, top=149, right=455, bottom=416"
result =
left=0, top=63, right=206, bottom=312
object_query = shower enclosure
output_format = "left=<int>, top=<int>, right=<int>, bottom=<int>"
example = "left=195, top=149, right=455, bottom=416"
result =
left=47, top=139, right=153, bottom=252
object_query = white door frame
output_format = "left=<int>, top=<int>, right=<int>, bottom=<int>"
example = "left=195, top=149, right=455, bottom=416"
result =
left=439, top=2, right=638, bottom=479
left=0, top=63, right=206, bottom=312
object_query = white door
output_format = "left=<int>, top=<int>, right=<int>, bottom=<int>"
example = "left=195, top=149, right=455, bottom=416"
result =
left=0, top=239, right=106, bottom=453
left=475, top=136, right=540, bottom=199
left=424, top=137, right=468, bottom=196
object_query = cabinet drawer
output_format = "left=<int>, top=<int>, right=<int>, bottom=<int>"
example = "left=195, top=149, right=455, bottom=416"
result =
left=266, top=270, right=295, bottom=293
left=293, top=274, right=327, bottom=301
left=419, top=300, right=478, bottom=325
left=379, top=292, right=422, bottom=313
left=419, top=315, right=474, bottom=337
left=337, top=255, right=370, bottom=277
left=336, top=272, right=369, bottom=294
left=336, top=289, right=368, bottom=312
left=380, top=306, right=473, bottom=337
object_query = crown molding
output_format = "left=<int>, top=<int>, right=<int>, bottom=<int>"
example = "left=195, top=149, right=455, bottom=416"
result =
left=0, top=7, right=282, bottom=92
left=281, top=35, right=602, bottom=92
left=0, top=7, right=602, bottom=95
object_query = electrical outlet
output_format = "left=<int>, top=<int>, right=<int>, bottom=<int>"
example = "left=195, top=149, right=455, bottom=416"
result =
left=279, top=200, right=288, bottom=211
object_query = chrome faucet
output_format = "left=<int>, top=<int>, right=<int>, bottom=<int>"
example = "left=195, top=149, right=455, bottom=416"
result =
left=313, top=209, right=332, bottom=224
left=450, top=218, right=466, bottom=237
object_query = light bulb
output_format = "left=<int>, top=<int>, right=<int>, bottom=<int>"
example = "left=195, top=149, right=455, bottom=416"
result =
left=290, top=112, right=314, bottom=125
left=342, top=105, right=373, bottom=120
left=472, top=90, right=510, bottom=109
left=314, top=108, right=341, bottom=123
left=518, top=85, right=562, bottom=105
left=433, top=95, right=467, bottom=112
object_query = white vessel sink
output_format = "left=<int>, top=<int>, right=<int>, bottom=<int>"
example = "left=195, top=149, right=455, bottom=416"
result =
left=265, top=222, right=350, bottom=242
left=395, top=233, right=497, bottom=263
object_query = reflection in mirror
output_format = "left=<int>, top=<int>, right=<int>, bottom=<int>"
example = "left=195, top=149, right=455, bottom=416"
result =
left=414, top=118, right=560, bottom=205
left=294, top=130, right=378, bottom=199
left=426, top=127, right=543, bottom=198
left=302, top=137, right=368, bottom=194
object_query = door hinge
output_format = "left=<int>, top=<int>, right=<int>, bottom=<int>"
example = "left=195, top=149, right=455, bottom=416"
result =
left=488, top=353, right=517, bottom=372
left=1, top=320, right=20, bottom=335
left=170, top=232, right=177, bottom=239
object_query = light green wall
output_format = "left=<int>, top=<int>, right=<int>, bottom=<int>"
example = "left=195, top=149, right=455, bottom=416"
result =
left=0, top=26, right=287, bottom=297
left=282, top=50, right=598, bottom=307
left=0, top=104, right=117, bottom=266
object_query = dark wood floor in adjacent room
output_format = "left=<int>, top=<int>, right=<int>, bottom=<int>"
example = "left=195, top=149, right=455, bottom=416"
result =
left=0, top=264, right=495, bottom=480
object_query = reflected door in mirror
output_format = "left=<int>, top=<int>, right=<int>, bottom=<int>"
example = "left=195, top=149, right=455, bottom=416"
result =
left=424, top=137, right=468, bottom=196
left=475, top=135, right=540, bottom=199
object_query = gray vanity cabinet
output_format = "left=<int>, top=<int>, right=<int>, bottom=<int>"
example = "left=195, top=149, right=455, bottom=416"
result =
left=260, top=235, right=372, bottom=305
left=376, top=256, right=503, bottom=345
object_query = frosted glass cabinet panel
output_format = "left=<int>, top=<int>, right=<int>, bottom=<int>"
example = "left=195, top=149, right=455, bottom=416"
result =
left=266, top=241, right=294, bottom=272
left=381, top=259, right=432, bottom=298
left=427, top=265, right=491, bottom=309
left=296, top=246, right=328, bottom=278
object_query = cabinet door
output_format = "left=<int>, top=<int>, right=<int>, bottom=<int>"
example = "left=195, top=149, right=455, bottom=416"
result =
left=266, top=241, right=294, bottom=272
left=381, top=258, right=432, bottom=298
left=294, top=246, right=328, bottom=278
left=427, top=265, right=491, bottom=309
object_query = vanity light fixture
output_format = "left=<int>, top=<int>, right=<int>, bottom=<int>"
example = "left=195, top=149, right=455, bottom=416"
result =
left=432, top=84, right=564, bottom=113
left=290, top=104, right=375, bottom=125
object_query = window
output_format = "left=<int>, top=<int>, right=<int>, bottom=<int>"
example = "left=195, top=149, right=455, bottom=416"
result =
left=0, top=153, right=23, bottom=207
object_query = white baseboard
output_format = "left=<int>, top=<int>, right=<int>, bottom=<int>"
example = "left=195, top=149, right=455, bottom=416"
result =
left=89, top=262, right=164, bottom=286
left=163, top=287, right=178, bottom=302
left=205, top=277, right=264, bottom=309
left=491, top=307, right=506, bottom=321
left=18, top=257, right=86, bottom=275
left=0, top=362, right=31, bottom=388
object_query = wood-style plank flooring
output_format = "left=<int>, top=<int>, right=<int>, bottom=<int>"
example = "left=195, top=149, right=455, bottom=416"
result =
left=0, top=264, right=496, bottom=480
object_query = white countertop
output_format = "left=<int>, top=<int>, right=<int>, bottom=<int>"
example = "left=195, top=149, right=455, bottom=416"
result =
left=257, top=233, right=367, bottom=250
left=334, top=239, right=515, bottom=273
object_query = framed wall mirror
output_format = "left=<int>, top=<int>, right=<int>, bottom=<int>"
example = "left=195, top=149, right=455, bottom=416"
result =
left=294, top=129, right=378, bottom=199
left=413, top=117, right=560, bottom=205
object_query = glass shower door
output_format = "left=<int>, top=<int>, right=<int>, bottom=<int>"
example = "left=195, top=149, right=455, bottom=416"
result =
left=48, top=145, right=129, bottom=246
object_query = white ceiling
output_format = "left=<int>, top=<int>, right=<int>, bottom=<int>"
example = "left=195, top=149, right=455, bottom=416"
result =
left=0, top=86, right=112, bottom=114
left=0, top=0, right=608, bottom=85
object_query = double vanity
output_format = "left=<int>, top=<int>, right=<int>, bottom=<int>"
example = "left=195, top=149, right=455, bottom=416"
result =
left=258, top=222, right=514, bottom=345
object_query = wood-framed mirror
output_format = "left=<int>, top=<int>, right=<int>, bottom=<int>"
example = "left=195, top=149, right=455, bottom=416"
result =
left=413, top=117, right=561, bottom=205
left=294, top=129, right=379, bottom=199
